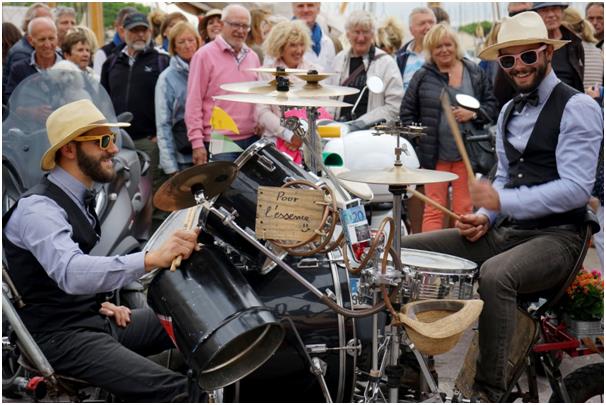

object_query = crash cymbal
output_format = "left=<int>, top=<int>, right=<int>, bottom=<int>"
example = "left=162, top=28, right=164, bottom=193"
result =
left=153, top=162, right=238, bottom=211
left=336, top=166, right=458, bottom=186
left=247, top=67, right=308, bottom=75
left=295, top=83, right=359, bottom=97
left=214, top=93, right=351, bottom=108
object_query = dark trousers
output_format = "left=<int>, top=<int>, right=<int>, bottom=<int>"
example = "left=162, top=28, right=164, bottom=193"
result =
left=400, top=225, right=582, bottom=399
left=34, top=308, right=187, bottom=402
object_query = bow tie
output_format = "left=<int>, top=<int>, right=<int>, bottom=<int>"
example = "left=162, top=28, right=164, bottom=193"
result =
left=513, top=91, right=539, bottom=113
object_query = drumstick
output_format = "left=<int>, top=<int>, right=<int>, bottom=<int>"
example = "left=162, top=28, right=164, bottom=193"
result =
left=410, top=188, right=460, bottom=222
left=440, top=92, right=475, bottom=184
left=170, top=206, right=197, bottom=271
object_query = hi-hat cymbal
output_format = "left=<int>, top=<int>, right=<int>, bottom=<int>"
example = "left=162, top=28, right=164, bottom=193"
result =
left=214, top=93, right=351, bottom=108
left=221, top=81, right=358, bottom=97
left=336, top=166, right=458, bottom=186
left=153, top=162, right=238, bottom=211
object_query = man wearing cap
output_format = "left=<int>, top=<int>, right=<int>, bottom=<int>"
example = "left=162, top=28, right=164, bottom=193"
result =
left=3, top=99, right=199, bottom=402
left=92, top=6, right=137, bottom=76
left=185, top=4, right=260, bottom=164
left=532, top=2, right=585, bottom=92
left=400, top=11, right=602, bottom=401
left=101, top=12, right=170, bottom=231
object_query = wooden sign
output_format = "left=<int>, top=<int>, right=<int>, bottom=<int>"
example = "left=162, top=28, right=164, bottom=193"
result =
left=256, top=186, right=325, bottom=242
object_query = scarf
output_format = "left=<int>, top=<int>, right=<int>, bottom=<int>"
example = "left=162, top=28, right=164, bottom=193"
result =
left=311, top=23, right=322, bottom=56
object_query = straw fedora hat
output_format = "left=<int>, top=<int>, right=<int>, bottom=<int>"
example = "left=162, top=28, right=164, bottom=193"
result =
left=41, top=99, right=130, bottom=171
left=479, top=11, right=569, bottom=61
left=398, top=299, right=484, bottom=356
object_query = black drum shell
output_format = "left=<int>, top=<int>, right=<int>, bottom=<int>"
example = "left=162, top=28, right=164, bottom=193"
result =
left=229, top=253, right=357, bottom=403
left=147, top=246, right=284, bottom=390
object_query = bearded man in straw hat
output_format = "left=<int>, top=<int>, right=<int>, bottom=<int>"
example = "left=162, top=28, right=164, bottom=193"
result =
left=400, top=11, right=602, bottom=401
left=3, top=99, right=201, bottom=402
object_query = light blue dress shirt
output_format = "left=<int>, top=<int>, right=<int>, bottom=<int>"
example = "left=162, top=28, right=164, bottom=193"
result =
left=479, top=70, right=603, bottom=224
left=4, top=167, right=146, bottom=295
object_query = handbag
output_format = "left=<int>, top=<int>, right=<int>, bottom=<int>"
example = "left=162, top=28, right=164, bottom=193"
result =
left=463, top=128, right=496, bottom=176
left=171, top=120, right=192, bottom=154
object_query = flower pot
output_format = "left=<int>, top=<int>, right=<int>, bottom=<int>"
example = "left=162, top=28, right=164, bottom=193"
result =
left=563, top=315, right=604, bottom=340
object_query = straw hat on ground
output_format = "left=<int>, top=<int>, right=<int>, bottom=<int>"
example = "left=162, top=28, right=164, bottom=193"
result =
left=398, top=299, right=484, bottom=356
left=41, top=99, right=130, bottom=171
left=479, top=11, right=569, bottom=60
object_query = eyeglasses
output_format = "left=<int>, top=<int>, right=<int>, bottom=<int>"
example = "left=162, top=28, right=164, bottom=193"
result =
left=497, top=45, right=547, bottom=69
left=224, top=20, right=251, bottom=32
left=74, top=133, right=116, bottom=150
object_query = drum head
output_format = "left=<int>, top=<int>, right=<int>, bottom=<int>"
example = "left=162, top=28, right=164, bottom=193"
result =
left=401, top=249, right=477, bottom=273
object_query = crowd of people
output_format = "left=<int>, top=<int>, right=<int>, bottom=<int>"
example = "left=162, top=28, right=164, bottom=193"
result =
left=1, top=2, right=604, bottom=402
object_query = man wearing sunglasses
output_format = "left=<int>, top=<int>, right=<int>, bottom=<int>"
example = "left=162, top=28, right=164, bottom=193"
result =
left=400, top=11, right=602, bottom=401
left=3, top=99, right=201, bottom=401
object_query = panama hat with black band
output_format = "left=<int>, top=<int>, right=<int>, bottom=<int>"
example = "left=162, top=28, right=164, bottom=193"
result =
left=479, top=11, right=569, bottom=61
left=41, top=99, right=130, bottom=171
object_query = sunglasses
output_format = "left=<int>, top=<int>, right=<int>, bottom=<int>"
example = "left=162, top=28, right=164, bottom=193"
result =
left=74, top=133, right=116, bottom=150
left=497, top=45, right=547, bottom=69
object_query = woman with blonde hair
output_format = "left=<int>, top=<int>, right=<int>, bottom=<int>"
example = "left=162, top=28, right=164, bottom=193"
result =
left=155, top=22, right=201, bottom=181
left=400, top=22, right=497, bottom=232
left=377, top=17, right=405, bottom=56
left=563, top=7, right=603, bottom=89
left=257, top=20, right=330, bottom=161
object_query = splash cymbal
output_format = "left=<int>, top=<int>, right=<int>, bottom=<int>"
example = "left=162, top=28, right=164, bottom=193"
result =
left=214, top=93, right=351, bottom=108
left=153, top=162, right=238, bottom=211
left=295, top=83, right=359, bottom=97
left=336, top=166, right=458, bottom=186
left=291, top=72, right=335, bottom=83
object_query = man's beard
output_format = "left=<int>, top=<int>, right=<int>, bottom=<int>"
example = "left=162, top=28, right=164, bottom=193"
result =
left=506, top=60, right=548, bottom=93
left=76, top=143, right=115, bottom=183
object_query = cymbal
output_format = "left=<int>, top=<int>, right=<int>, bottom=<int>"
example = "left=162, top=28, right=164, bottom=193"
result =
left=247, top=67, right=308, bottom=76
left=295, top=83, right=359, bottom=97
left=153, top=162, right=238, bottom=211
left=336, top=165, right=458, bottom=186
left=221, top=81, right=358, bottom=97
left=214, top=93, right=351, bottom=108
left=291, top=72, right=335, bottom=82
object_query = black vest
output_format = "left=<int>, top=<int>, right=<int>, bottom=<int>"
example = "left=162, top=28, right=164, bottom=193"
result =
left=101, top=41, right=117, bottom=58
left=501, top=82, right=586, bottom=228
left=2, top=178, right=106, bottom=333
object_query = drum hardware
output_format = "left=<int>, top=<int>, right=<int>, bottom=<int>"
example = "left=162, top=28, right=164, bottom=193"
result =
left=297, top=257, right=320, bottom=269
left=311, top=357, right=333, bottom=403
left=306, top=342, right=364, bottom=355
left=214, top=93, right=351, bottom=108
left=256, top=155, right=275, bottom=172
left=202, top=201, right=386, bottom=318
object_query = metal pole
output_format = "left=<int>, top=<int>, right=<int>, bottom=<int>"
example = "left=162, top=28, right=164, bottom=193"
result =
left=306, top=107, right=321, bottom=174
left=2, top=291, right=55, bottom=378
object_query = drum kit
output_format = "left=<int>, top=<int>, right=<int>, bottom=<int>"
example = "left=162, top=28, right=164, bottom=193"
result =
left=142, top=68, right=482, bottom=403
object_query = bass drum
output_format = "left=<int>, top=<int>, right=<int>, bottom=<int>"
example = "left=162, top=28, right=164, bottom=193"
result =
left=227, top=250, right=358, bottom=403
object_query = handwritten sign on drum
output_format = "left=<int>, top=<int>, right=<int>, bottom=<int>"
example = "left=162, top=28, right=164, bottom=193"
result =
left=256, top=186, right=325, bottom=241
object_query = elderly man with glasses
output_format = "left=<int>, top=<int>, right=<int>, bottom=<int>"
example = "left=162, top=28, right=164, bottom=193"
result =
left=185, top=4, right=261, bottom=164
left=400, top=11, right=602, bottom=402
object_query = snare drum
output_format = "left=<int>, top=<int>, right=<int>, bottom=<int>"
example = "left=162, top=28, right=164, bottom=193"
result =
left=401, top=249, right=478, bottom=300
left=202, top=139, right=318, bottom=273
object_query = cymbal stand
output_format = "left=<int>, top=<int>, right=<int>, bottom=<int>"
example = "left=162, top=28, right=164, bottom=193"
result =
left=305, top=106, right=321, bottom=175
